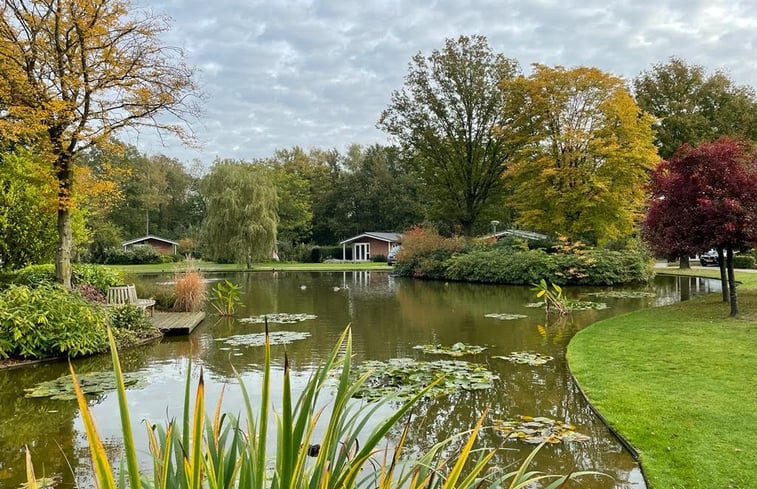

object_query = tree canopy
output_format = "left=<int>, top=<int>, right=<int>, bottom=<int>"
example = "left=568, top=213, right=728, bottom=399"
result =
left=200, top=161, right=278, bottom=268
left=503, top=65, right=658, bottom=244
left=643, top=138, right=757, bottom=315
left=634, top=57, right=757, bottom=159
left=378, top=35, right=519, bottom=235
left=0, top=0, right=197, bottom=286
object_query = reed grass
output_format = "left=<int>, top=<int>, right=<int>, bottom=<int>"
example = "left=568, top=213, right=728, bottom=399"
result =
left=172, top=267, right=206, bottom=312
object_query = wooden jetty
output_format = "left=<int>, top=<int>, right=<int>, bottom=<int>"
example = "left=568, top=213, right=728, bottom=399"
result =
left=151, top=311, right=206, bottom=335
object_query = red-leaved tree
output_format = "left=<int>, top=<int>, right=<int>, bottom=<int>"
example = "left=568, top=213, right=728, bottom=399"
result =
left=643, top=138, right=757, bottom=316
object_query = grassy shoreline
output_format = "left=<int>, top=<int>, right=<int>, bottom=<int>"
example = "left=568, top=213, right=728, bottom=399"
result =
left=568, top=267, right=757, bottom=488
left=106, top=260, right=392, bottom=274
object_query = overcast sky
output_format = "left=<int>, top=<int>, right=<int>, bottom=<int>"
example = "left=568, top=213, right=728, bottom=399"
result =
left=130, top=0, right=756, bottom=167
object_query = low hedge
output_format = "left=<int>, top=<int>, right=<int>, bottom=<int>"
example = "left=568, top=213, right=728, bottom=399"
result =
left=399, top=247, right=653, bottom=286
left=733, top=255, right=756, bottom=269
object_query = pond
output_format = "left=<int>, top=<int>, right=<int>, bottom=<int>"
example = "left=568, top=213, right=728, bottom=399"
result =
left=0, top=272, right=720, bottom=488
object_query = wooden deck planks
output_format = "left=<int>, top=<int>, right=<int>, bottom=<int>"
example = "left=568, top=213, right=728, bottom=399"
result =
left=151, top=311, right=206, bottom=335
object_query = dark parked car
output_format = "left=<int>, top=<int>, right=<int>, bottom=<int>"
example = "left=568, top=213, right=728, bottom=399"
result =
left=699, top=249, right=720, bottom=266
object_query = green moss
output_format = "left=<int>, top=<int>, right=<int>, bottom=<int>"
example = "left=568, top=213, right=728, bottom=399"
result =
left=568, top=268, right=757, bottom=488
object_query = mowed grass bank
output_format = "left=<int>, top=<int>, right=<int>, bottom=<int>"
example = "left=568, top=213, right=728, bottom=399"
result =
left=568, top=269, right=757, bottom=488
left=106, top=260, right=392, bottom=274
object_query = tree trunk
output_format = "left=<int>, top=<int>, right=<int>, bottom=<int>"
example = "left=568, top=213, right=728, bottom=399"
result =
left=726, top=247, right=738, bottom=317
left=54, top=151, right=74, bottom=289
left=717, top=246, right=729, bottom=302
left=678, top=255, right=690, bottom=269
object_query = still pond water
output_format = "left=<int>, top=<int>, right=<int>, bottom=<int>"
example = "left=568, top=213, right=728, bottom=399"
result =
left=0, top=272, right=720, bottom=488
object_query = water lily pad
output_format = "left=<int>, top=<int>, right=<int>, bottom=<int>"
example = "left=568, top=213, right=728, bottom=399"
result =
left=586, top=290, right=656, bottom=299
left=484, top=313, right=528, bottom=320
left=493, top=415, right=590, bottom=444
left=218, top=331, right=311, bottom=347
left=493, top=352, right=554, bottom=366
left=352, top=358, right=498, bottom=401
left=25, top=371, right=145, bottom=400
left=239, top=313, right=318, bottom=324
left=413, top=343, right=488, bottom=357
left=524, top=300, right=608, bottom=311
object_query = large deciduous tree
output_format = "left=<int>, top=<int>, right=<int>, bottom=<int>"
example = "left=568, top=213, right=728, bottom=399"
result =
left=634, top=57, right=756, bottom=159
left=200, top=161, right=278, bottom=268
left=378, top=35, right=519, bottom=236
left=0, top=0, right=197, bottom=287
left=502, top=65, right=659, bottom=244
left=643, top=138, right=757, bottom=316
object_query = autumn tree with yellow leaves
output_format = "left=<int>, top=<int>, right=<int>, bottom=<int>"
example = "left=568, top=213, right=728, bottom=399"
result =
left=0, top=0, right=198, bottom=287
left=501, top=65, right=658, bottom=245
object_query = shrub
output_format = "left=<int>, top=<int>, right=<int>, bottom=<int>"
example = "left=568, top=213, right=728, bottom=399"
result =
left=393, top=226, right=465, bottom=279
left=428, top=247, right=652, bottom=286
left=733, top=254, right=756, bottom=269
left=100, top=246, right=162, bottom=264
left=173, top=270, right=206, bottom=312
left=74, top=283, right=106, bottom=304
left=0, top=284, right=108, bottom=359
left=108, top=304, right=160, bottom=347
left=371, top=254, right=386, bottom=263
left=11, top=264, right=122, bottom=293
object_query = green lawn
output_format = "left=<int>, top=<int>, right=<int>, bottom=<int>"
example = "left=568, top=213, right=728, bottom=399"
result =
left=106, top=260, right=392, bottom=274
left=568, top=268, right=757, bottom=488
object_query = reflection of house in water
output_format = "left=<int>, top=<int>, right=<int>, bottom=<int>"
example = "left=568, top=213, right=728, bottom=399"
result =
left=340, top=271, right=398, bottom=319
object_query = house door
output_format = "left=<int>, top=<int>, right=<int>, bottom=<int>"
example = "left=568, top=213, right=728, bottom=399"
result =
left=354, top=243, right=370, bottom=261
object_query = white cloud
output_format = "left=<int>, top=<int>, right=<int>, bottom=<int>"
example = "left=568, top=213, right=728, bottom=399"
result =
left=131, top=0, right=756, bottom=167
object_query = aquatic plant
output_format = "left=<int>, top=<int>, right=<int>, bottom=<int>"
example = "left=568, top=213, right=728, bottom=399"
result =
left=240, top=312, right=318, bottom=324
left=209, top=279, right=244, bottom=316
left=218, top=330, right=311, bottom=347
left=493, top=352, right=554, bottom=366
left=413, top=342, right=488, bottom=357
left=484, top=313, right=528, bottom=320
left=493, top=415, right=591, bottom=444
left=24, top=327, right=604, bottom=489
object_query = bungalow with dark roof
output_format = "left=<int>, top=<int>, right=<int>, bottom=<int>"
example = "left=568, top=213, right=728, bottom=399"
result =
left=122, top=235, right=179, bottom=255
left=339, top=232, right=402, bottom=262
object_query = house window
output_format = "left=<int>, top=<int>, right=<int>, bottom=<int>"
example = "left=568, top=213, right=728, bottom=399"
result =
left=354, top=243, right=370, bottom=261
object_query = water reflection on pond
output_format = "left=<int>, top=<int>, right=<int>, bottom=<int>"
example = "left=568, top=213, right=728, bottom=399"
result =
left=0, top=273, right=720, bottom=488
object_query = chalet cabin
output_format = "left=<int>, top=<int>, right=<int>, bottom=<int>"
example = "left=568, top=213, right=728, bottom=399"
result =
left=339, top=232, right=402, bottom=262
left=122, top=235, right=179, bottom=255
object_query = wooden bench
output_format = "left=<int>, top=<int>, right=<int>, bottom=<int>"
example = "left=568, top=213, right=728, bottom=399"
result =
left=107, top=285, right=156, bottom=316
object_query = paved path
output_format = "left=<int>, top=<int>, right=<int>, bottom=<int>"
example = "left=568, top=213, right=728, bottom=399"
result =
left=655, top=262, right=757, bottom=273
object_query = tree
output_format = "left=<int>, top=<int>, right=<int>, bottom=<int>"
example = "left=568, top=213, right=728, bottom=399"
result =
left=378, top=35, right=520, bottom=235
left=0, top=0, right=197, bottom=287
left=200, top=161, right=278, bottom=268
left=502, top=65, right=659, bottom=244
left=634, top=57, right=757, bottom=159
left=0, top=148, right=57, bottom=267
left=643, top=138, right=757, bottom=316
left=267, top=161, right=313, bottom=246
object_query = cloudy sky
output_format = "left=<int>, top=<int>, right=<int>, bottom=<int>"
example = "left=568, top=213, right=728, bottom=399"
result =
left=131, top=0, right=756, bottom=166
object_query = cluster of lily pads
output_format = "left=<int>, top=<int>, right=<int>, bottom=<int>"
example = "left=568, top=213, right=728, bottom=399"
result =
left=239, top=313, right=318, bottom=324
left=493, top=352, right=554, bottom=366
left=493, top=415, right=591, bottom=444
left=484, top=313, right=528, bottom=320
left=525, top=300, right=608, bottom=311
left=217, top=331, right=311, bottom=347
left=413, top=342, right=488, bottom=357
left=25, top=371, right=144, bottom=400
left=352, top=358, right=498, bottom=401
left=586, top=290, right=656, bottom=299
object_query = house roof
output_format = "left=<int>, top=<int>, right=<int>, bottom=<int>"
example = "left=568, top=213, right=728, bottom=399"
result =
left=490, top=229, right=548, bottom=241
left=122, top=235, right=179, bottom=246
left=339, top=232, right=402, bottom=245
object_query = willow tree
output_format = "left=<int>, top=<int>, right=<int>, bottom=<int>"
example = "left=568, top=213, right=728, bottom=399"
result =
left=200, top=161, right=278, bottom=268
left=378, top=35, right=520, bottom=235
left=0, top=0, right=197, bottom=287
left=502, top=65, right=659, bottom=244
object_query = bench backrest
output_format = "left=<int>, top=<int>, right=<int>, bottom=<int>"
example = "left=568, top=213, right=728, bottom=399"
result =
left=107, top=285, right=138, bottom=305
